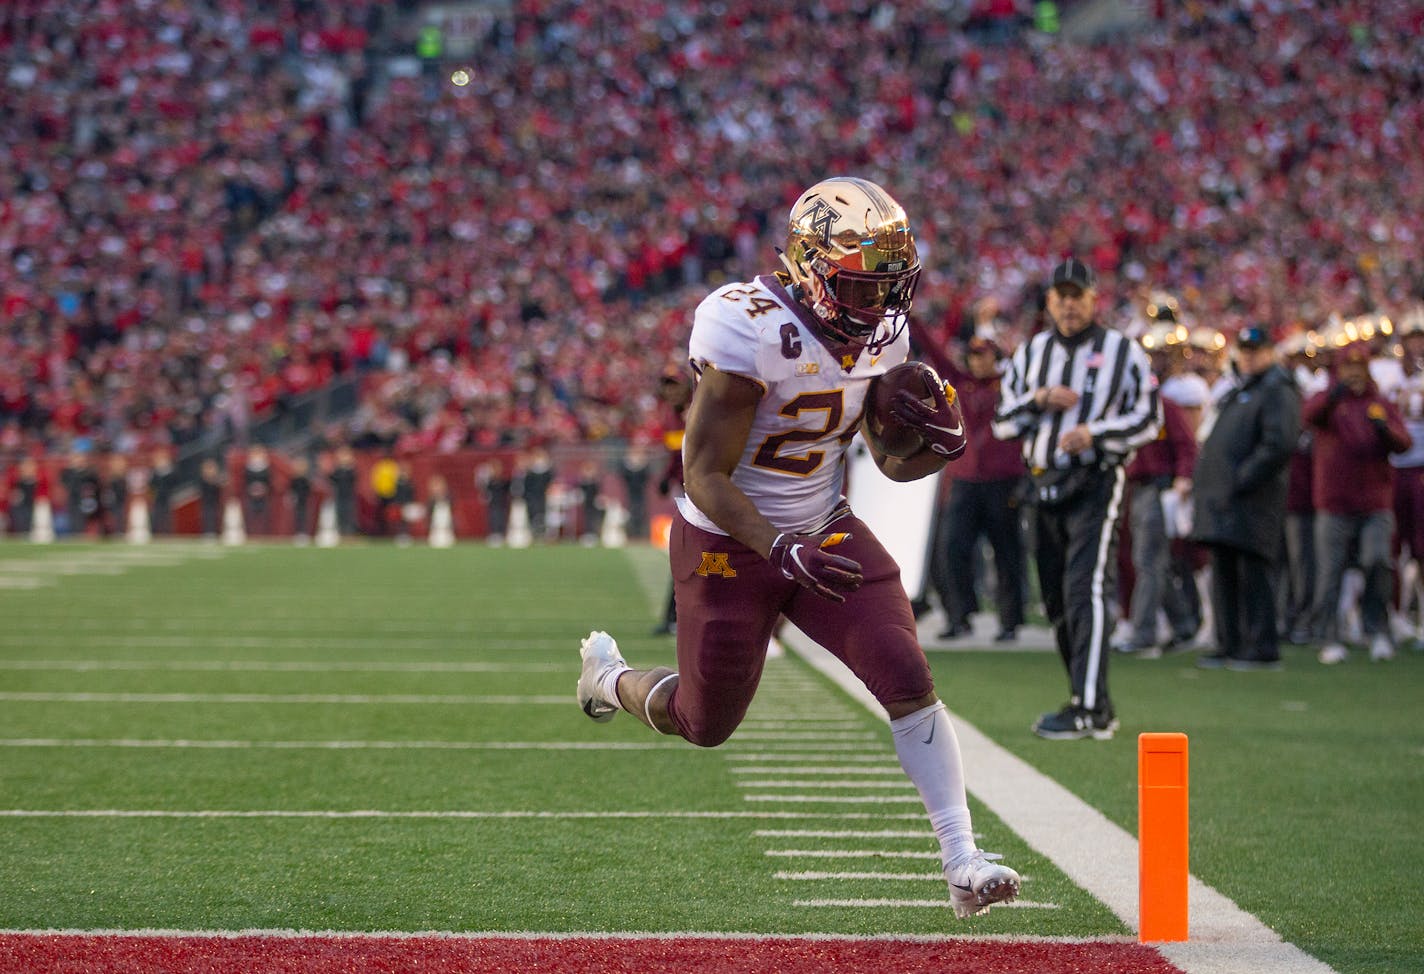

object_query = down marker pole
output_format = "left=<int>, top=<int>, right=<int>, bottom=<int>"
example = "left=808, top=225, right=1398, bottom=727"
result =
left=1138, top=732, right=1189, bottom=942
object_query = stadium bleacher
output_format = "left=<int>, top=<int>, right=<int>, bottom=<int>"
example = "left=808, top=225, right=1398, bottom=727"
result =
left=1, top=0, right=1421, bottom=531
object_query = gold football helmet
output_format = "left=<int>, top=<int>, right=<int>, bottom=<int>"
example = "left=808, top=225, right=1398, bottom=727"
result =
left=780, top=177, right=920, bottom=352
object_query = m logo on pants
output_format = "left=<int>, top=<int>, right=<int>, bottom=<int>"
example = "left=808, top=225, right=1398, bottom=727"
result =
left=695, top=552, right=738, bottom=578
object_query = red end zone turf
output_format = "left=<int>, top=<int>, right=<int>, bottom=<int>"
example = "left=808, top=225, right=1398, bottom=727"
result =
left=0, top=933, right=1184, bottom=973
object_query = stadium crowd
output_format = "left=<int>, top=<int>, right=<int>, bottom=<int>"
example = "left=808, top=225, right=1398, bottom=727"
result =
left=1, top=0, right=1421, bottom=463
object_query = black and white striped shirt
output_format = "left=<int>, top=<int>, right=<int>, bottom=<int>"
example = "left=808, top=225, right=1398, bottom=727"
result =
left=993, top=323, right=1161, bottom=471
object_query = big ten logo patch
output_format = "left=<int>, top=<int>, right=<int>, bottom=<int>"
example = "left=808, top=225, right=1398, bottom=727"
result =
left=695, top=552, right=737, bottom=578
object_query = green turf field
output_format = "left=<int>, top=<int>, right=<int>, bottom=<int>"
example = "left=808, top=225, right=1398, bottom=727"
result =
left=0, top=543, right=1419, bottom=974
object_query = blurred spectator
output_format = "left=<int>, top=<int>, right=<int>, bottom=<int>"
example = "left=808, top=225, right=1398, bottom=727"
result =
left=576, top=460, right=604, bottom=545
left=149, top=448, right=177, bottom=535
left=242, top=446, right=274, bottom=536
left=7, top=456, right=40, bottom=536
left=1191, top=328, right=1300, bottom=670
left=476, top=459, right=513, bottom=544
left=289, top=455, right=314, bottom=541
left=370, top=452, right=400, bottom=536
left=60, top=452, right=100, bottom=537
left=916, top=328, right=1028, bottom=642
left=330, top=446, right=358, bottom=536
left=198, top=457, right=224, bottom=539
left=619, top=442, right=654, bottom=542
left=392, top=460, right=417, bottom=544
left=101, top=453, right=128, bottom=537
left=1384, top=313, right=1424, bottom=645
left=1305, top=343, right=1413, bottom=664
left=518, top=447, right=554, bottom=539
left=1122, top=396, right=1199, bottom=655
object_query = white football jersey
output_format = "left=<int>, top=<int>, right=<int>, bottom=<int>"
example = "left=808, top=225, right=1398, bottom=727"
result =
left=676, top=274, right=908, bottom=535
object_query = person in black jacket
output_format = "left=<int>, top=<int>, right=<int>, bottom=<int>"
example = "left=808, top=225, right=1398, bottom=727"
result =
left=1190, top=326, right=1302, bottom=670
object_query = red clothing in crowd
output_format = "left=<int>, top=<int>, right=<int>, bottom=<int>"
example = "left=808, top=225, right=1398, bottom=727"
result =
left=1302, top=383, right=1412, bottom=515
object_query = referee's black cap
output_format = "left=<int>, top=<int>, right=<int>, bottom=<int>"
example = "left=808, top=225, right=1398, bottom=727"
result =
left=1050, top=257, right=1096, bottom=291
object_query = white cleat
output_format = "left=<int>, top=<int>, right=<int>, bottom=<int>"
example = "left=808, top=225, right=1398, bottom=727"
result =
left=577, top=630, right=628, bottom=723
left=1318, top=642, right=1348, bottom=665
left=945, top=850, right=1021, bottom=919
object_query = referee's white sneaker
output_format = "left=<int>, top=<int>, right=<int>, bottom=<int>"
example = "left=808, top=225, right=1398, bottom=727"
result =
left=577, top=630, right=628, bottom=723
left=945, top=850, right=1021, bottom=918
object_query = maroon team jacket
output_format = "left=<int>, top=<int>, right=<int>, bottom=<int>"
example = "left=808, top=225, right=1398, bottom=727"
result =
left=914, top=334, right=1025, bottom=483
left=1302, top=382, right=1412, bottom=515
left=1126, top=397, right=1198, bottom=484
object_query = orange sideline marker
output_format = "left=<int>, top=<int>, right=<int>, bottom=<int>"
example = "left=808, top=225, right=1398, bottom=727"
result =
left=1138, top=732, right=1189, bottom=942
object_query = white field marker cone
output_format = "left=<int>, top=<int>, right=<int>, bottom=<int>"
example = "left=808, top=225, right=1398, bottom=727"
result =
left=221, top=498, right=246, bottom=546
left=315, top=498, right=339, bottom=548
left=428, top=499, right=455, bottom=548
left=30, top=497, right=55, bottom=544
left=126, top=497, right=151, bottom=545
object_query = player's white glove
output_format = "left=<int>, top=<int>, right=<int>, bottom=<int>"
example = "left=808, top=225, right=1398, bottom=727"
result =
left=890, top=380, right=967, bottom=459
left=768, top=531, right=863, bottom=603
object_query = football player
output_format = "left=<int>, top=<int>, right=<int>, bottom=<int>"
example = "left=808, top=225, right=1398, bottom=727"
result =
left=577, top=177, right=1019, bottom=917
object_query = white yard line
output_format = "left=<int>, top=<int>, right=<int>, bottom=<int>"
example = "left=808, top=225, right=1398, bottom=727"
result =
left=726, top=730, right=878, bottom=741
left=735, top=719, right=864, bottom=728
left=729, top=767, right=906, bottom=776
left=0, top=660, right=567, bottom=673
left=743, top=795, right=923, bottom=804
left=756, top=830, right=932, bottom=839
left=765, top=849, right=941, bottom=860
left=722, top=752, right=896, bottom=763
left=735, top=780, right=918, bottom=789
left=775, top=871, right=941, bottom=881
left=792, top=898, right=1059, bottom=910
left=0, top=809, right=925, bottom=821
left=784, top=624, right=1339, bottom=974
left=0, top=636, right=573, bottom=650
left=0, top=692, right=569, bottom=705
left=0, top=739, right=687, bottom=752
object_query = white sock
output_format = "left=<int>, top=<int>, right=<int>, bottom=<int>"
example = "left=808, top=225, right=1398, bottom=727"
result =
left=599, top=665, right=631, bottom=712
left=891, top=700, right=976, bottom=867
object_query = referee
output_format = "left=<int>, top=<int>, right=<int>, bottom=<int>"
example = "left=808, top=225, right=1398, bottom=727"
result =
left=993, top=258, right=1161, bottom=739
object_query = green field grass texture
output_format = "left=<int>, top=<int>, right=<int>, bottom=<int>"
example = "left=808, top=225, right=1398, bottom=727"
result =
left=930, top=631, right=1424, bottom=974
left=0, top=543, right=1420, bottom=973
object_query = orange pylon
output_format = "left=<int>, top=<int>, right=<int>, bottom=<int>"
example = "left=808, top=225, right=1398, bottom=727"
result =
left=1138, top=732, right=1189, bottom=942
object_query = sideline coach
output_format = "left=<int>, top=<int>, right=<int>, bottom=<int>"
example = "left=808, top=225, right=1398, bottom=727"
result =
left=993, top=258, right=1161, bottom=740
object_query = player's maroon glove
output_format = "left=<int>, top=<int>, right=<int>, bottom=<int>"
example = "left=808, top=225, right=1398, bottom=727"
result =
left=890, top=380, right=967, bottom=459
left=768, top=531, right=864, bottom=603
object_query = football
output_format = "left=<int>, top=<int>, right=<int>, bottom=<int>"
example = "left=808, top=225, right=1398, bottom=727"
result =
left=862, top=361, right=942, bottom=458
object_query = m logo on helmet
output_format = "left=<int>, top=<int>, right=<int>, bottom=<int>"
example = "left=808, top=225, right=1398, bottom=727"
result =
left=695, top=552, right=737, bottom=578
left=804, top=198, right=840, bottom=247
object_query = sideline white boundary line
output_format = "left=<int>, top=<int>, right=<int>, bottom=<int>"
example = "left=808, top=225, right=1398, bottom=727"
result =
left=784, top=625, right=1338, bottom=974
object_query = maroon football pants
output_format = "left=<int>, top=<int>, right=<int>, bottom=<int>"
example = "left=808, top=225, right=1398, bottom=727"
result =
left=665, top=510, right=933, bottom=747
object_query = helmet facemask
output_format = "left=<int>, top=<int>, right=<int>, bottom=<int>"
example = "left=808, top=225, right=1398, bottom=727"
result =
left=783, top=178, right=921, bottom=355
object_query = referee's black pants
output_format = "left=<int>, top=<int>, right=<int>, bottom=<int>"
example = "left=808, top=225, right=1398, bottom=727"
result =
left=1032, top=465, right=1126, bottom=715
